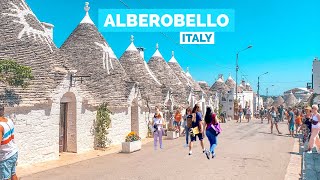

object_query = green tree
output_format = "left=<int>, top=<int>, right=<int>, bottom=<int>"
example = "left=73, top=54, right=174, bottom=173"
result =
left=0, top=60, right=33, bottom=88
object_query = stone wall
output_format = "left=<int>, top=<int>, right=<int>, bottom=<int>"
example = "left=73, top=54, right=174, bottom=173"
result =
left=8, top=76, right=97, bottom=166
left=107, top=110, right=131, bottom=145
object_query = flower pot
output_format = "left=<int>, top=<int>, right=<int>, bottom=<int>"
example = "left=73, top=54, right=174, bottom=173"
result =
left=122, top=140, right=141, bottom=153
left=167, top=131, right=179, bottom=139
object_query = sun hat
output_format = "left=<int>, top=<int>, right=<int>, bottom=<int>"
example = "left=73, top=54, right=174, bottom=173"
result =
left=305, top=106, right=312, bottom=110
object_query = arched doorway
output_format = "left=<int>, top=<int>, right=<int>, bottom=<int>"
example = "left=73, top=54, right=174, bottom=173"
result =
left=60, top=92, right=77, bottom=153
left=131, top=98, right=139, bottom=135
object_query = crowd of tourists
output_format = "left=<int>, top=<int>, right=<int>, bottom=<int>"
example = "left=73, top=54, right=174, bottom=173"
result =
left=257, top=104, right=320, bottom=153
left=152, top=104, right=222, bottom=160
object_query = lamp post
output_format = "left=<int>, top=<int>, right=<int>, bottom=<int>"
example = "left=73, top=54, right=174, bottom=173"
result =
left=266, top=85, right=274, bottom=97
left=235, top=45, right=252, bottom=119
left=257, top=72, right=268, bottom=109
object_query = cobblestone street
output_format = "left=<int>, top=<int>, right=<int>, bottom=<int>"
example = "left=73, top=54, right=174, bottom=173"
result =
left=22, top=120, right=297, bottom=180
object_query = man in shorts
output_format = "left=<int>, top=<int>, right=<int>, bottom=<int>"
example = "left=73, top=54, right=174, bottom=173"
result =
left=188, top=104, right=206, bottom=155
left=288, top=107, right=295, bottom=137
left=0, top=106, right=19, bottom=180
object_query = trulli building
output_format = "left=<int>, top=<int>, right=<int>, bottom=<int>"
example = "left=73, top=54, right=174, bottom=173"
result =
left=0, top=0, right=102, bottom=165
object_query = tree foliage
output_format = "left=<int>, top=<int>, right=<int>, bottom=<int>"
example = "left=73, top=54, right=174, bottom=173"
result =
left=0, top=60, right=33, bottom=88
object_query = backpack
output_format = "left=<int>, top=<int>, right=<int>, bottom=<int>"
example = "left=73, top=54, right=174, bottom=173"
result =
left=186, top=115, right=193, bottom=128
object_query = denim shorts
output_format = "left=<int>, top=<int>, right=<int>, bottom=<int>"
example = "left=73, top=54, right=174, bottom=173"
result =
left=289, top=123, right=295, bottom=131
left=173, top=121, right=181, bottom=126
left=0, top=152, right=18, bottom=180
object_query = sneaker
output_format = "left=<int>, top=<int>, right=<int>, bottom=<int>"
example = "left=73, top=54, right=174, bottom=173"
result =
left=205, top=151, right=210, bottom=160
left=189, top=152, right=192, bottom=155
left=212, top=152, right=216, bottom=159
left=306, top=150, right=312, bottom=154
left=203, top=149, right=206, bottom=153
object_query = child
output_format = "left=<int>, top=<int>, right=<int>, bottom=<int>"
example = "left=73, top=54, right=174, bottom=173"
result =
left=295, top=111, right=302, bottom=135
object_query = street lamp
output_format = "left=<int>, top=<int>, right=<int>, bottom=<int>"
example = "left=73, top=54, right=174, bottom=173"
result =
left=266, top=84, right=274, bottom=97
left=257, top=72, right=268, bottom=109
left=235, top=45, right=253, bottom=104
left=235, top=45, right=252, bottom=119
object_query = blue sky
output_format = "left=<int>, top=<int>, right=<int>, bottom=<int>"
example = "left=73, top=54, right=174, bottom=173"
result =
left=27, top=0, right=320, bottom=96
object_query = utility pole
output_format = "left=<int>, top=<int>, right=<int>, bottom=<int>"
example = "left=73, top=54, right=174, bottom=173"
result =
left=257, top=72, right=268, bottom=109
left=266, top=87, right=268, bottom=97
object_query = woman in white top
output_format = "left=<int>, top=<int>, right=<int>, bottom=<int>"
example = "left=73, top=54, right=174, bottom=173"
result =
left=306, top=104, right=320, bottom=153
left=153, top=107, right=165, bottom=150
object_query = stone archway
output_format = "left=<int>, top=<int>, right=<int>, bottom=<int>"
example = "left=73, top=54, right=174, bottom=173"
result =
left=131, top=98, right=139, bottom=134
left=60, top=92, right=77, bottom=153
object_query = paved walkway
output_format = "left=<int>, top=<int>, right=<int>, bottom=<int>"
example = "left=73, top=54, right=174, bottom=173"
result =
left=302, top=139, right=320, bottom=179
left=21, top=120, right=297, bottom=180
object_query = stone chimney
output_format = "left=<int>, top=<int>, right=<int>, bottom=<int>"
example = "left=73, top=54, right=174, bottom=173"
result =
left=137, top=47, right=145, bottom=59
left=41, top=22, right=54, bottom=40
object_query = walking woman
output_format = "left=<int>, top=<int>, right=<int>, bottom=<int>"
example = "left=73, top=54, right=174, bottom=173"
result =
left=246, top=106, right=252, bottom=123
left=306, top=105, right=320, bottom=153
left=153, top=107, right=165, bottom=150
left=204, top=107, right=219, bottom=159
left=270, top=106, right=282, bottom=134
left=173, top=108, right=182, bottom=134
left=188, top=104, right=206, bottom=155
left=237, top=105, right=243, bottom=123
left=302, top=106, right=312, bottom=143
left=183, top=107, right=192, bottom=147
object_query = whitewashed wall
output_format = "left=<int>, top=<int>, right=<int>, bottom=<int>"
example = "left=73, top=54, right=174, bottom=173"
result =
left=13, top=76, right=96, bottom=166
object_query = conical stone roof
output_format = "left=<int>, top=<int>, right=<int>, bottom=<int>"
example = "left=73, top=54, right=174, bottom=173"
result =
left=119, top=36, right=163, bottom=106
left=168, top=52, right=192, bottom=87
left=184, top=67, right=203, bottom=92
left=147, top=47, right=187, bottom=105
left=225, top=74, right=236, bottom=89
left=210, top=76, right=230, bottom=93
left=285, top=92, right=297, bottom=107
left=276, top=96, right=285, bottom=105
left=60, top=2, right=131, bottom=106
left=0, top=0, right=67, bottom=106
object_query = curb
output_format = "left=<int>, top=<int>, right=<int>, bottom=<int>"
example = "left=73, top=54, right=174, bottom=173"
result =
left=18, top=138, right=154, bottom=178
left=284, top=136, right=302, bottom=180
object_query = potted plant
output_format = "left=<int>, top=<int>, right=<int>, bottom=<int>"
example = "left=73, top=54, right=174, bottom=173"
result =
left=122, top=132, right=142, bottom=153
left=167, top=127, right=179, bottom=139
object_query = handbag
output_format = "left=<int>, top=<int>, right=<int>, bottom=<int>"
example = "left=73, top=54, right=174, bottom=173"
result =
left=191, top=126, right=200, bottom=135
left=312, top=120, right=319, bottom=125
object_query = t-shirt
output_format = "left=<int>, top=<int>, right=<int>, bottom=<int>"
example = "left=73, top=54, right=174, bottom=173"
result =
left=295, top=116, right=302, bottom=125
left=174, top=113, right=182, bottom=122
left=289, top=111, right=295, bottom=124
left=192, top=112, right=202, bottom=128
left=153, top=118, right=163, bottom=131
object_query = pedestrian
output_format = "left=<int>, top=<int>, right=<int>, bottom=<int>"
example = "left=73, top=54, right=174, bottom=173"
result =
left=183, top=107, right=192, bottom=148
left=295, top=110, right=302, bottom=135
left=0, top=106, right=19, bottom=180
left=237, top=105, right=243, bottom=123
left=270, top=106, right=282, bottom=134
left=153, top=106, right=164, bottom=150
left=260, top=107, right=265, bottom=123
left=288, top=107, right=295, bottom=137
left=306, top=105, right=320, bottom=153
left=188, top=104, right=206, bottom=155
left=246, top=106, right=252, bottom=123
left=173, top=108, right=182, bottom=134
left=302, top=106, right=312, bottom=143
left=204, top=107, right=220, bottom=159
left=279, top=105, right=284, bottom=122
left=267, top=108, right=272, bottom=124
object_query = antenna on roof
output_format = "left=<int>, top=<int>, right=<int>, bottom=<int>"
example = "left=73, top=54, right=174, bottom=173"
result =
left=186, top=67, right=189, bottom=73
left=172, top=51, right=174, bottom=57
left=130, top=35, right=134, bottom=42
left=156, top=43, right=159, bottom=49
